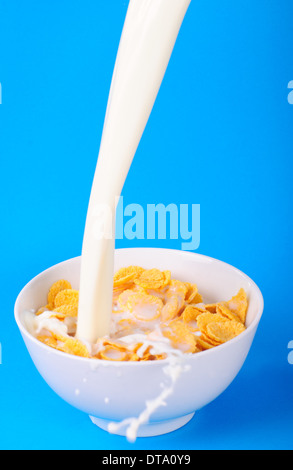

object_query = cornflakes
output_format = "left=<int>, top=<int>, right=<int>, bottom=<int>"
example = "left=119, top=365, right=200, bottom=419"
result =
left=185, top=283, right=203, bottom=304
left=226, top=288, right=248, bottom=324
left=54, top=289, right=79, bottom=308
left=53, top=334, right=90, bottom=358
left=134, top=269, right=171, bottom=290
left=196, top=312, right=228, bottom=333
left=113, top=266, right=145, bottom=288
left=99, top=345, right=129, bottom=362
left=33, top=266, right=248, bottom=361
left=47, top=280, right=72, bottom=309
left=206, top=320, right=246, bottom=344
left=162, top=320, right=197, bottom=354
left=161, top=280, right=187, bottom=321
left=36, top=305, right=51, bottom=316
left=54, top=304, right=78, bottom=318
left=37, top=335, right=59, bottom=350
left=216, top=303, right=242, bottom=323
left=181, top=305, right=202, bottom=331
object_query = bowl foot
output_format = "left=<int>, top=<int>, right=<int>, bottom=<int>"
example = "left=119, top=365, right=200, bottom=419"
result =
left=89, top=412, right=195, bottom=438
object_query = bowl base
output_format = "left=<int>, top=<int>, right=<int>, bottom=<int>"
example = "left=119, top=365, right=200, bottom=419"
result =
left=89, top=413, right=195, bottom=438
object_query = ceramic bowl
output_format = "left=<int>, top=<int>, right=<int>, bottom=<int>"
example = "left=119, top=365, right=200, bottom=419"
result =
left=15, top=248, right=264, bottom=438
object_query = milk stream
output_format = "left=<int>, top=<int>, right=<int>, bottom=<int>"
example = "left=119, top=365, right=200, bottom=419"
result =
left=76, top=0, right=192, bottom=343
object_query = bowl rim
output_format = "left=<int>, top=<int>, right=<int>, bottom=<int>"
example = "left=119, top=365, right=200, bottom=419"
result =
left=14, top=247, right=264, bottom=367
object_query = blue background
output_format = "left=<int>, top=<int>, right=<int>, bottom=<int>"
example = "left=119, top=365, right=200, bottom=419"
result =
left=0, top=0, right=293, bottom=450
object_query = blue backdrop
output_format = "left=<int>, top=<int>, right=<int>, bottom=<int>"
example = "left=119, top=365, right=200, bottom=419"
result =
left=0, top=0, right=293, bottom=450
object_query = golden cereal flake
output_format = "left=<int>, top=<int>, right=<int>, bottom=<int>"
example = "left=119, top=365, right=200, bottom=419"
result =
left=161, top=280, right=188, bottom=322
left=52, top=334, right=90, bottom=358
left=54, top=304, right=78, bottom=318
left=54, top=289, right=79, bottom=309
left=37, top=335, right=59, bottom=350
left=99, top=345, right=129, bottom=361
left=206, top=320, right=246, bottom=344
left=204, top=303, right=218, bottom=313
left=161, top=296, right=180, bottom=322
left=49, top=312, right=66, bottom=321
left=163, top=320, right=197, bottom=354
left=118, top=288, right=144, bottom=310
left=141, top=353, right=167, bottom=361
left=216, top=303, right=242, bottom=323
left=181, top=305, right=202, bottom=331
left=38, top=333, right=89, bottom=358
left=168, top=279, right=188, bottom=297
left=128, top=353, right=140, bottom=362
left=118, top=289, right=163, bottom=322
left=197, top=312, right=228, bottom=330
left=47, top=280, right=72, bottom=309
left=185, top=283, right=203, bottom=304
left=127, top=293, right=163, bottom=322
left=196, top=312, right=229, bottom=341
left=134, top=269, right=171, bottom=290
left=196, top=335, right=217, bottom=350
left=36, top=305, right=51, bottom=316
left=113, top=266, right=145, bottom=287
left=226, top=288, right=248, bottom=324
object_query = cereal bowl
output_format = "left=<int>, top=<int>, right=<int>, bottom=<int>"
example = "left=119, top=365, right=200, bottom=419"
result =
left=15, top=248, right=264, bottom=438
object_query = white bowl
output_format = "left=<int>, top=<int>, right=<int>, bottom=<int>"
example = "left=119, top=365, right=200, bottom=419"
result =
left=15, top=248, right=264, bottom=438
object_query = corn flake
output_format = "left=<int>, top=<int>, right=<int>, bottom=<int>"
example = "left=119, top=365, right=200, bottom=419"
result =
left=47, top=280, right=72, bottom=308
left=37, top=335, right=59, bottom=350
left=54, top=304, right=78, bottom=318
left=128, top=293, right=163, bottom=322
left=204, top=304, right=218, bottom=313
left=52, top=334, right=90, bottom=358
left=216, top=303, right=242, bottom=323
left=99, top=345, right=129, bottom=362
left=181, top=305, right=202, bottom=331
left=36, top=305, right=51, bottom=316
left=163, top=320, right=197, bottom=353
left=161, top=280, right=188, bottom=322
left=54, top=289, right=79, bottom=309
left=226, top=288, right=248, bottom=324
left=135, top=269, right=171, bottom=290
left=196, top=335, right=217, bottom=350
left=196, top=312, right=229, bottom=334
left=206, top=320, right=246, bottom=344
left=113, top=266, right=145, bottom=288
left=185, top=283, right=203, bottom=304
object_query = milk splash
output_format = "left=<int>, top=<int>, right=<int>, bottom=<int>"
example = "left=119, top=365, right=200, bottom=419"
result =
left=108, top=350, right=191, bottom=443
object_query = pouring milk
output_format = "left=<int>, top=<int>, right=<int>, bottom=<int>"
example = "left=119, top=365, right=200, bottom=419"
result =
left=77, top=0, right=192, bottom=344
